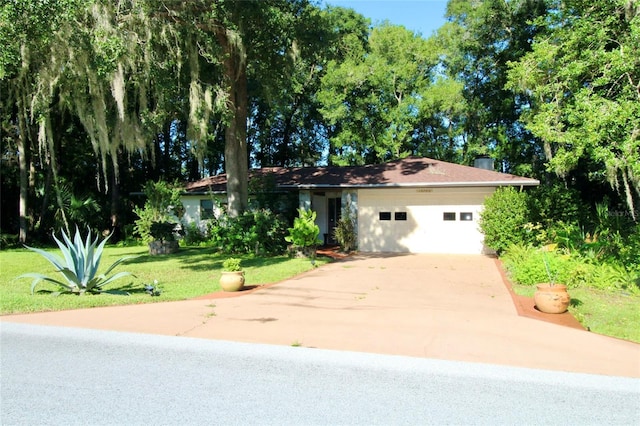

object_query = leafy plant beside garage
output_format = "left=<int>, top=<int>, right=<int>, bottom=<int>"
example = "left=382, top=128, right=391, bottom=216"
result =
left=478, top=186, right=532, bottom=254
left=334, top=207, right=357, bottom=252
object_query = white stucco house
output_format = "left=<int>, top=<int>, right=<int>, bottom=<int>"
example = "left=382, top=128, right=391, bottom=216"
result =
left=181, top=156, right=539, bottom=254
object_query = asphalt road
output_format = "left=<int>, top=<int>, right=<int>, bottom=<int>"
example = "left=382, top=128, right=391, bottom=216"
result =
left=1, top=322, right=638, bottom=425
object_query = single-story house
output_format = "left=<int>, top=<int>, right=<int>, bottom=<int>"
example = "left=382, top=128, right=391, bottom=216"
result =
left=181, top=156, right=539, bottom=254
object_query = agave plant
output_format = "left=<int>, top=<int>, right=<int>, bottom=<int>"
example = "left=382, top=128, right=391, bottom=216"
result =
left=18, top=228, right=136, bottom=295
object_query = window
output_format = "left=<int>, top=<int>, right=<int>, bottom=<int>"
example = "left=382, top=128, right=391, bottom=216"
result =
left=394, top=212, right=407, bottom=221
left=460, top=212, right=473, bottom=221
left=200, top=199, right=214, bottom=220
left=443, top=212, right=456, bottom=221
left=379, top=212, right=391, bottom=221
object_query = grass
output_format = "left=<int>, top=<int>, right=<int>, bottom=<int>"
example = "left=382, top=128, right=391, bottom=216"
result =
left=512, top=284, right=640, bottom=343
left=0, top=245, right=329, bottom=315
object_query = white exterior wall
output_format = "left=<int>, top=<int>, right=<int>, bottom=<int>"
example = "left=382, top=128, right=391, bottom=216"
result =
left=357, top=187, right=496, bottom=254
left=180, top=194, right=225, bottom=228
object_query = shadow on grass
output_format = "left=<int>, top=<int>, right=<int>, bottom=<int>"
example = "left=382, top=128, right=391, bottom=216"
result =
left=569, top=298, right=583, bottom=308
left=123, top=246, right=296, bottom=272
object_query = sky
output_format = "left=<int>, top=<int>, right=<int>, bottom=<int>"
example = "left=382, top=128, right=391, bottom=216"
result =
left=323, top=0, right=449, bottom=38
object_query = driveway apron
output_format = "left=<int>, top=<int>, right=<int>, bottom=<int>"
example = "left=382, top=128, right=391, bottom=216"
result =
left=2, top=254, right=638, bottom=377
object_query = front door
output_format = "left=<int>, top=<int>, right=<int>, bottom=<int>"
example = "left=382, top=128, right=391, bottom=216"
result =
left=327, top=197, right=342, bottom=245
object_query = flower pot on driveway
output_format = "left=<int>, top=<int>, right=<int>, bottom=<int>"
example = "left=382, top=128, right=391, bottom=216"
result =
left=220, top=271, right=245, bottom=292
left=534, top=283, right=570, bottom=314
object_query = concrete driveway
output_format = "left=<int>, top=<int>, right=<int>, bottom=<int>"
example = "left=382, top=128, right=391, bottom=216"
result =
left=2, top=254, right=639, bottom=377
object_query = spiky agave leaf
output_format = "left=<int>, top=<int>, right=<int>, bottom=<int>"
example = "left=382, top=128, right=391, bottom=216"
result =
left=54, top=228, right=83, bottom=284
left=18, top=245, right=83, bottom=290
left=17, top=228, right=135, bottom=296
left=18, top=272, right=78, bottom=295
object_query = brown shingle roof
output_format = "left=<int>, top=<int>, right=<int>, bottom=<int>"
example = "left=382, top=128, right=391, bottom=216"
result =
left=184, top=157, right=539, bottom=193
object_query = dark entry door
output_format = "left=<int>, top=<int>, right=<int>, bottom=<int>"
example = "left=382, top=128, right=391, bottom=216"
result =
left=327, top=197, right=342, bottom=244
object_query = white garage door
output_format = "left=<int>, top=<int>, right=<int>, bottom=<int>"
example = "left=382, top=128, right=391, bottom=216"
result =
left=357, top=187, right=495, bottom=254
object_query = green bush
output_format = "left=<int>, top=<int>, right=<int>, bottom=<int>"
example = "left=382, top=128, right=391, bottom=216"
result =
left=183, top=222, right=207, bottom=246
left=479, top=187, right=532, bottom=254
left=333, top=208, right=357, bottom=252
left=528, top=183, right=582, bottom=228
left=285, top=208, right=321, bottom=250
left=134, top=181, right=184, bottom=243
left=502, top=244, right=639, bottom=293
left=207, top=209, right=288, bottom=255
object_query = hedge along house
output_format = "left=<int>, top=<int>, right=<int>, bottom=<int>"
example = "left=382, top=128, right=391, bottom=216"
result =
left=182, top=157, right=539, bottom=254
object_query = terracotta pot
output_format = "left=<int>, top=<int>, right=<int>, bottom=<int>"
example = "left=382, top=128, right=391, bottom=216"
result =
left=534, top=283, right=570, bottom=314
left=220, top=271, right=245, bottom=292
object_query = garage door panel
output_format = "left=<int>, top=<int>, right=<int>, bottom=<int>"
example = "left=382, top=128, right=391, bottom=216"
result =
left=357, top=188, right=494, bottom=254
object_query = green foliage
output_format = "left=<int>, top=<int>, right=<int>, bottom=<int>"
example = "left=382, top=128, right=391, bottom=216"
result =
left=134, top=181, right=184, bottom=243
left=16, top=227, right=135, bottom=295
left=506, top=0, right=640, bottom=217
left=502, top=244, right=639, bottom=294
left=53, top=183, right=102, bottom=235
left=285, top=208, right=321, bottom=249
left=207, top=209, right=288, bottom=255
left=528, top=183, right=582, bottom=228
left=479, top=187, right=532, bottom=254
left=182, top=222, right=207, bottom=246
left=318, top=23, right=442, bottom=164
left=149, top=222, right=178, bottom=242
left=333, top=208, right=357, bottom=252
left=441, top=0, right=548, bottom=171
left=222, top=258, right=242, bottom=272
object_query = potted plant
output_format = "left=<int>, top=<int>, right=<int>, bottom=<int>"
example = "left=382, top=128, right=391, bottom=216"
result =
left=147, top=221, right=180, bottom=255
left=219, top=257, right=245, bottom=292
left=134, top=181, right=185, bottom=255
left=534, top=249, right=570, bottom=314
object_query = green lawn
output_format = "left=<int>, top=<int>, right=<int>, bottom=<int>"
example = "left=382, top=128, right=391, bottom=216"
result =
left=512, top=284, right=640, bottom=343
left=0, top=245, right=329, bottom=314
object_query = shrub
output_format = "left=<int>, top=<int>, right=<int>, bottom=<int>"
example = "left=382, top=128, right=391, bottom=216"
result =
left=528, top=183, right=582, bottom=228
left=134, top=181, right=184, bottom=243
left=479, top=187, right=532, bottom=254
left=334, top=208, right=357, bottom=252
left=207, top=209, right=288, bottom=255
left=285, top=208, right=321, bottom=250
left=17, top=228, right=135, bottom=295
left=183, top=222, right=208, bottom=246
left=501, top=244, right=639, bottom=293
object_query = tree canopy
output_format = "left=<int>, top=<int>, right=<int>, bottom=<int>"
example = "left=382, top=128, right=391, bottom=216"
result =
left=1, top=0, right=638, bottom=244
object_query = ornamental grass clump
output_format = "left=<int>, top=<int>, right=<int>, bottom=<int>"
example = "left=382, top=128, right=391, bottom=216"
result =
left=17, top=227, right=136, bottom=296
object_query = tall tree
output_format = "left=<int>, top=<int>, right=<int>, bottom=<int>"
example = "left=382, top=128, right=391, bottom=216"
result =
left=318, top=23, right=441, bottom=165
left=507, top=0, right=640, bottom=219
left=1, top=0, right=85, bottom=242
left=249, top=5, right=372, bottom=167
left=439, top=0, right=548, bottom=173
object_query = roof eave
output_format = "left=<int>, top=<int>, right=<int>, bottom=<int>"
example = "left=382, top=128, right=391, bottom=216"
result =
left=278, top=180, right=539, bottom=189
